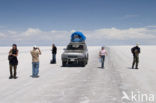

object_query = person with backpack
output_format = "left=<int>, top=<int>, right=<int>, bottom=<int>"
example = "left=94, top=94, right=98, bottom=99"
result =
left=8, top=44, right=19, bottom=79
left=30, top=46, right=41, bottom=77
left=131, top=44, right=141, bottom=69
left=51, top=44, right=57, bottom=64
left=99, top=47, right=107, bottom=68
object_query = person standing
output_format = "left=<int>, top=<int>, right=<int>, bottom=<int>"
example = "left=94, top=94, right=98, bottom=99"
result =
left=99, top=47, right=107, bottom=68
left=131, top=44, right=141, bottom=69
left=8, top=44, right=19, bottom=79
left=51, top=44, right=57, bottom=64
left=30, top=46, right=41, bottom=77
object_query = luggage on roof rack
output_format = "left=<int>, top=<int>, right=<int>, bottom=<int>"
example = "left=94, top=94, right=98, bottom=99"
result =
left=71, top=32, right=86, bottom=42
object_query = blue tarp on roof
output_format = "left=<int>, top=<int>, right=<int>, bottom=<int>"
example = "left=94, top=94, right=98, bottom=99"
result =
left=71, top=32, right=86, bottom=42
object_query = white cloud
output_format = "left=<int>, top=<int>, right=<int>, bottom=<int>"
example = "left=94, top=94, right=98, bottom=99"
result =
left=0, top=26, right=156, bottom=45
left=0, top=32, right=5, bottom=38
left=145, top=25, right=156, bottom=28
left=51, top=30, right=57, bottom=33
left=8, top=30, right=17, bottom=35
left=83, top=27, right=156, bottom=40
left=70, top=30, right=76, bottom=33
left=13, top=27, right=156, bottom=40
left=22, top=28, right=41, bottom=36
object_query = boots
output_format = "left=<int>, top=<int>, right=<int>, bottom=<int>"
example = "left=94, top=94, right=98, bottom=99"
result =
left=135, top=63, right=139, bottom=69
left=9, top=75, right=13, bottom=79
left=132, top=62, right=135, bottom=69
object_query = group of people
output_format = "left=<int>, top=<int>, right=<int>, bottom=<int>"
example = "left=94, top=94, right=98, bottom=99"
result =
left=8, top=44, right=57, bottom=79
left=8, top=43, right=140, bottom=79
left=99, top=44, right=141, bottom=69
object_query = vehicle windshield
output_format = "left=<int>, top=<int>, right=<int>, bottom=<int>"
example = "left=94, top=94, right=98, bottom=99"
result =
left=67, top=45, right=84, bottom=50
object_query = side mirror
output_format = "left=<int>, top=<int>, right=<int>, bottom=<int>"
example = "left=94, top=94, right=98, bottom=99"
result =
left=63, top=48, right=66, bottom=50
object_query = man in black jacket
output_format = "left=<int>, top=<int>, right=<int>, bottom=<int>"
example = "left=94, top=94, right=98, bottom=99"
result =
left=51, top=44, right=57, bottom=64
left=131, top=44, right=141, bottom=69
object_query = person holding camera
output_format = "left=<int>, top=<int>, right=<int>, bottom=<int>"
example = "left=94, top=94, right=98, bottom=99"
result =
left=131, top=43, right=141, bottom=69
left=30, top=46, right=41, bottom=77
left=8, top=44, right=19, bottom=79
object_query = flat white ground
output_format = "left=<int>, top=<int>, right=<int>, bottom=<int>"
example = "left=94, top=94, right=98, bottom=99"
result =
left=0, top=46, right=156, bottom=103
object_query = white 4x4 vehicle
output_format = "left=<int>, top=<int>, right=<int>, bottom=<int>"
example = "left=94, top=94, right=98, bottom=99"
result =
left=61, top=42, right=88, bottom=67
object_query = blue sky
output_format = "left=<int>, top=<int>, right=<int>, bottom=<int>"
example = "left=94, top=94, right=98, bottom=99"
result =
left=0, top=0, right=156, bottom=46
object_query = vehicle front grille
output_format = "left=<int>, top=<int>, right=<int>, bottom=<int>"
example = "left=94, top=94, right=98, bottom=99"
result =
left=68, top=55, right=77, bottom=58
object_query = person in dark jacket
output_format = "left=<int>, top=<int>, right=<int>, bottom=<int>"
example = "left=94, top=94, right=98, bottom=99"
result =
left=51, top=44, right=57, bottom=64
left=131, top=44, right=140, bottom=69
left=8, top=44, right=19, bottom=79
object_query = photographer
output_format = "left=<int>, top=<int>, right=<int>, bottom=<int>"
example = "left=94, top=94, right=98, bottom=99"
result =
left=30, top=46, right=41, bottom=77
left=131, top=43, right=141, bottom=69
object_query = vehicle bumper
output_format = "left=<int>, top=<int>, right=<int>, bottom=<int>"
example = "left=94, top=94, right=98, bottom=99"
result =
left=62, top=58, right=85, bottom=63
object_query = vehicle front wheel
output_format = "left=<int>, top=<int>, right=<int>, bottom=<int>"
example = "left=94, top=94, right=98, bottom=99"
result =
left=80, top=62, right=85, bottom=67
left=85, top=59, right=88, bottom=65
left=62, top=61, right=66, bottom=67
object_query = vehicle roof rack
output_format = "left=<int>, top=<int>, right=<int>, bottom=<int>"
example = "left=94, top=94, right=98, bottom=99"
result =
left=69, top=41, right=86, bottom=44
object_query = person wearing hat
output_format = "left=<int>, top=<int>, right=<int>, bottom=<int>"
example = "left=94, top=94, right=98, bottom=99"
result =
left=99, top=46, right=107, bottom=68
left=131, top=43, right=141, bottom=69
left=8, top=44, right=19, bottom=79
left=30, top=46, right=41, bottom=77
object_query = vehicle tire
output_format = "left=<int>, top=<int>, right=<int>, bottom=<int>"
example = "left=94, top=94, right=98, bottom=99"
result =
left=81, top=62, right=85, bottom=67
left=62, top=61, right=66, bottom=67
left=86, top=61, right=88, bottom=65
left=85, top=59, right=88, bottom=64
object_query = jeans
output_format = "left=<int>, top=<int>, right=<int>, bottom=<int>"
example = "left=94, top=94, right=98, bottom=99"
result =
left=101, top=56, right=105, bottom=68
left=32, top=62, right=39, bottom=76
left=52, top=54, right=56, bottom=63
